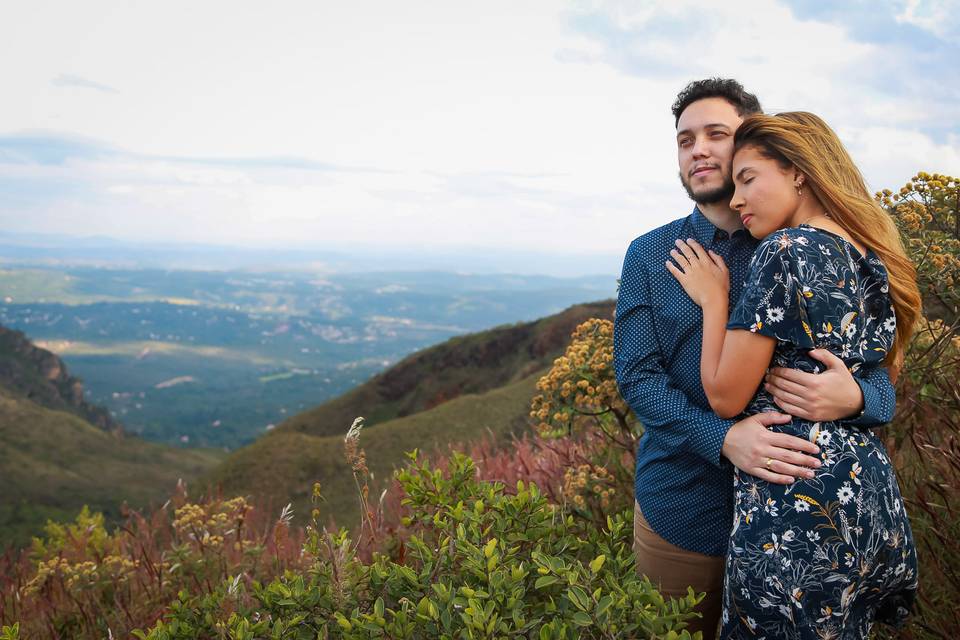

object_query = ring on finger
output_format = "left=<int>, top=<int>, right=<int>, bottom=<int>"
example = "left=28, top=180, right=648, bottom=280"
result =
left=765, top=457, right=774, bottom=470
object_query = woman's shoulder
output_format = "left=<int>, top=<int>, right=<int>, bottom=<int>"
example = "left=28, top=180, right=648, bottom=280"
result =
left=752, top=227, right=821, bottom=263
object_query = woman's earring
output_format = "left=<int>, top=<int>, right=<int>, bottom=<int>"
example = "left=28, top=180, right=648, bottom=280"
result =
left=796, top=183, right=803, bottom=197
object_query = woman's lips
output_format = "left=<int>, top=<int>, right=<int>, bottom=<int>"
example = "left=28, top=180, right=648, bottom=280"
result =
left=741, top=214, right=753, bottom=226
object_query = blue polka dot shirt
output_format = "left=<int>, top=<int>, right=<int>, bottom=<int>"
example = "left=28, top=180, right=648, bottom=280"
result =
left=613, top=206, right=896, bottom=556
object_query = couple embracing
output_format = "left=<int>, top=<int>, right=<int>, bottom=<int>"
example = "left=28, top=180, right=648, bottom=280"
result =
left=613, top=78, right=920, bottom=639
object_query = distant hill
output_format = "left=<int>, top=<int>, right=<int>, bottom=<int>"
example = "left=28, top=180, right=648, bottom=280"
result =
left=205, top=300, right=615, bottom=527
left=278, top=300, right=616, bottom=438
left=0, top=325, right=120, bottom=432
left=207, top=369, right=544, bottom=528
left=0, top=326, right=222, bottom=547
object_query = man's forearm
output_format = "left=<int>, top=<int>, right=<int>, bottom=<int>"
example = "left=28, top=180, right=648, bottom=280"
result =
left=617, top=370, right=735, bottom=466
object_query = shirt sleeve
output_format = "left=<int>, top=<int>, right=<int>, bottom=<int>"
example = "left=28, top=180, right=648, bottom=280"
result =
left=613, top=240, right=734, bottom=467
left=849, top=365, right=896, bottom=426
left=726, top=234, right=816, bottom=348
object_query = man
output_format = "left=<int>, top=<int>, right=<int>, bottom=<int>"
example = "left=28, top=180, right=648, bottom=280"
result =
left=613, top=78, right=895, bottom=639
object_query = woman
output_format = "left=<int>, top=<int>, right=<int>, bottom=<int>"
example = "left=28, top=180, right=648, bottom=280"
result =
left=666, top=112, right=920, bottom=639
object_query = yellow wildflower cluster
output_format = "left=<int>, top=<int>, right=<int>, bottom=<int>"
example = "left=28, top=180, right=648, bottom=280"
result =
left=173, top=496, right=251, bottom=550
left=562, top=463, right=616, bottom=511
left=877, top=172, right=960, bottom=300
left=529, top=319, right=634, bottom=438
left=892, top=200, right=928, bottom=233
left=23, top=554, right=139, bottom=596
left=23, top=557, right=69, bottom=595
left=875, top=172, right=960, bottom=207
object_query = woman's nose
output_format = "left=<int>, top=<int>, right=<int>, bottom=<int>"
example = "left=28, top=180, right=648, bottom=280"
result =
left=730, top=188, right=744, bottom=210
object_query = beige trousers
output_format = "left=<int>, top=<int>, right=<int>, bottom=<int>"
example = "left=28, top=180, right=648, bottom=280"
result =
left=633, top=500, right=725, bottom=640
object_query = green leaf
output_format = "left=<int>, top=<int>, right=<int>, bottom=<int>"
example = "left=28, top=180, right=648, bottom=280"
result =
left=595, top=594, right=614, bottom=617
left=589, top=554, right=606, bottom=573
left=567, top=585, right=591, bottom=611
left=571, top=611, right=593, bottom=627
left=535, top=575, right=560, bottom=589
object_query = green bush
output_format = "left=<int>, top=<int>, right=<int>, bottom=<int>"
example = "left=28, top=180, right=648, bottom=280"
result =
left=136, top=449, right=703, bottom=639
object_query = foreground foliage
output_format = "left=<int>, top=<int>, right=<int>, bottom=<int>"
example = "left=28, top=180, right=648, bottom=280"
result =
left=135, top=450, right=700, bottom=639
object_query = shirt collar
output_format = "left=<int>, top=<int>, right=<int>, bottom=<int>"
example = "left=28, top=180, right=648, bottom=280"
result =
left=690, top=205, right=754, bottom=245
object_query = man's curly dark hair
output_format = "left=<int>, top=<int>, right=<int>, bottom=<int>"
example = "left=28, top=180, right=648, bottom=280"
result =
left=671, top=78, right=762, bottom=126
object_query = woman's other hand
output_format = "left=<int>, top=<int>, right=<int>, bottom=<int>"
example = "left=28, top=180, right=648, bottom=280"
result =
left=665, top=238, right=729, bottom=307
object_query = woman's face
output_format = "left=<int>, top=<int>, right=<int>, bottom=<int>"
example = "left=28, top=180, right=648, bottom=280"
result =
left=730, top=145, right=800, bottom=239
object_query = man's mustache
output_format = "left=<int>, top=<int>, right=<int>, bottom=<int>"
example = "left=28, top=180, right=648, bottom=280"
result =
left=689, top=163, right=721, bottom=177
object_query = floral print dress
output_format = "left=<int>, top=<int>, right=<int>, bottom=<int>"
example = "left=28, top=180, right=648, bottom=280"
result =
left=720, top=224, right=917, bottom=639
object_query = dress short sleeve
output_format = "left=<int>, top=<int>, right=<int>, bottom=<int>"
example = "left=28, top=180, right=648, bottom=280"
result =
left=727, top=231, right=816, bottom=349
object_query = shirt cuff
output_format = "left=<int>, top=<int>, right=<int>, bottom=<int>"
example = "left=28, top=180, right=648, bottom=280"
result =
left=847, top=376, right=875, bottom=426
left=699, top=414, right=737, bottom=467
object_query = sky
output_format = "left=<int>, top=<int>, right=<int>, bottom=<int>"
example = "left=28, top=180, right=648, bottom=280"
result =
left=1, top=0, right=958, bottom=274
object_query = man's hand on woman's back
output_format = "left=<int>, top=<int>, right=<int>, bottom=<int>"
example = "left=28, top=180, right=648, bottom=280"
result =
left=764, top=349, right=865, bottom=421
left=721, top=412, right=821, bottom=484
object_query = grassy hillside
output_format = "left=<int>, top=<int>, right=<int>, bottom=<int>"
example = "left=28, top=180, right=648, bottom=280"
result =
left=206, top=367, right=547, bottom=530
left=0, top=387, right=222, bottom=547
left=277, top=300, right=615, bottom=438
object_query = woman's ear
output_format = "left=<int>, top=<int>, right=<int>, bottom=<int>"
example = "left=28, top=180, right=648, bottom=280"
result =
left=794, top=170, right=805, bottom=188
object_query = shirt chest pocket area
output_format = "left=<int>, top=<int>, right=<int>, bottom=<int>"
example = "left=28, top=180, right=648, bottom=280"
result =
left=654, top=288, right=703, bottom=359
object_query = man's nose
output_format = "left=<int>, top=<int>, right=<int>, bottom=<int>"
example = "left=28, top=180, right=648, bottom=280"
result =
left=691, top=136, right=710, bottom=159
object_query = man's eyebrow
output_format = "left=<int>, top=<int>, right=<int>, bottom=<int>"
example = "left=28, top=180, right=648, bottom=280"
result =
left=676, top=123, right=733, bottom=138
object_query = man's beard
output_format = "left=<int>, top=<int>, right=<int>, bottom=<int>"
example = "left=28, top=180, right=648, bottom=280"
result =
left=679, top=170, right=735, bottom=206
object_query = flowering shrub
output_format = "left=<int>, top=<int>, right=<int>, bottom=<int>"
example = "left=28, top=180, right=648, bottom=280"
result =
left=872, top=173, right=960, bottom=639
left=136, top=450, right=702, bottom=639
left=877, top=172, right=960, bottom=311
left=530, top=319, right=636, bottom=450
left=0, top=485, right=301, bottom=639
left=528, top=319, right=639, bottom=527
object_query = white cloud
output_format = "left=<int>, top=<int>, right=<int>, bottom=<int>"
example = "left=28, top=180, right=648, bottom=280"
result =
left=51, top=73, right=118, bottom=94
left=0, top=0, right=957, bottom=271
left=895, top=0, right=960, bottom=39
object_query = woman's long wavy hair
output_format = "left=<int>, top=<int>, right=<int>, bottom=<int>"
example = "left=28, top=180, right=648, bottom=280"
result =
left=734, top=112, right=921, bottom=371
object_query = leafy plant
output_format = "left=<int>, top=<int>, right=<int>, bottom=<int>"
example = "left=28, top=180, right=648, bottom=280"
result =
left=136, top=449, right=703, bottom=639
